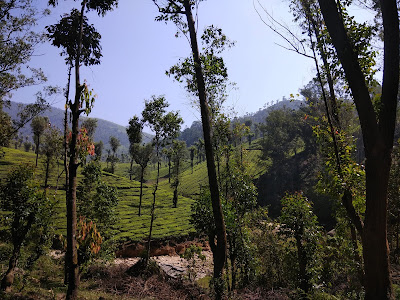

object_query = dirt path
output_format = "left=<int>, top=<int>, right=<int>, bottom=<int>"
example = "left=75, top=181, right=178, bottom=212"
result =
left=114, top=251, right=213, bottom=279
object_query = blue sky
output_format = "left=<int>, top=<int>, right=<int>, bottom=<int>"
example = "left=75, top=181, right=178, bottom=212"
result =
left=13, top=0, right=334, bottom=128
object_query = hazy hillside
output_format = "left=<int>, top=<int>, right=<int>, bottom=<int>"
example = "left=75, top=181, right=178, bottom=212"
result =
left=237, top=99, right=304, bottom=124
left=179, top=99, right=305, bottom=146
left=4, top=101, right=153, bottom=152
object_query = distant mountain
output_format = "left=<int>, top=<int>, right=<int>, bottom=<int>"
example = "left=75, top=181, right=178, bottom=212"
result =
left=4, top=101, right=153, bottom=153
left=6, top=99, right=305, bottom=150
left=178, top=99, right=305, bottom=146
left=237, top=99, right=304, bottom=124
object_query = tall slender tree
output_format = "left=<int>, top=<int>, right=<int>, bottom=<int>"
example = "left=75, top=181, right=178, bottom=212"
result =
left=316, top=1, right=399, bottom=298
left=153, top=2, right=231, bottom=296
left=47, top=1, right=118, bottom=298
left=141, top=95, right=182, bottom=263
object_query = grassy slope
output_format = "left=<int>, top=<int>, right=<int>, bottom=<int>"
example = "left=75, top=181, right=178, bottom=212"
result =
left=0, top=147, right=195, bottom=243
left=1, top=140, right=267, bottom=243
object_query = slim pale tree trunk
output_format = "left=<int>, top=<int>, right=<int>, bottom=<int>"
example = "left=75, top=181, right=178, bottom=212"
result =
left=63, top=65, right=71, bottom=285
left=183, top=1, right=227, bottom=298
left=146, top=144, right=160, bottom=263
left=318, top=1, right=399, bottom=298
left=139, top=166, right=144, bottom=216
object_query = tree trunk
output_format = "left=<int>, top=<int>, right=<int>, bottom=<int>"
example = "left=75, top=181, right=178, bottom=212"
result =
left=66, top=2, right=87, bottom=299
left=63, top=65, right=71, bottom=285
left=317, top=1, right=399, bottom=298
left=146, top=146, right=160, bottom=264
left=129, top=157, right=134, bottom=180
left=44, top=158, right=50, bottom=189
left=139, top=167, right=144, bottom=216
left=362, top=152, right=392, bottom=299
left=183, top=2, right=227, bottom=298
left=296, top=234, right=309, bottom=293
left=35, top=135, right=40, bottom=167
left=168, top=157, right=171, bottom=183
left=1, top=243, right=21, bottom=292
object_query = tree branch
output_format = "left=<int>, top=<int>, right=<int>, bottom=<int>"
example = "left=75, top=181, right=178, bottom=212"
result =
left=317, top=0, right=379, bottom=156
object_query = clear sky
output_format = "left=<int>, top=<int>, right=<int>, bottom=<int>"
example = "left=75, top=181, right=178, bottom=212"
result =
left=13, top=0, right=322, bottom=129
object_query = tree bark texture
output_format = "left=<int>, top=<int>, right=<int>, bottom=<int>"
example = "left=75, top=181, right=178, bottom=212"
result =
left=139, top=168, right=144, bottom=216
left=183, top=2, right=227, bottom=297
left=318, top=0, right=399, bottom=298
left=66, top=2, right=87, bottom=299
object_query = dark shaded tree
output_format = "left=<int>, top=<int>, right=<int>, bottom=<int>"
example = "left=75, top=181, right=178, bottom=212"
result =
left=317, top=1, right=399, bottom=298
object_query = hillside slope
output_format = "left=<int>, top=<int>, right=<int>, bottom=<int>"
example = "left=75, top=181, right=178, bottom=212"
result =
left=4, top=101, right=153, bottom=152
left=0, top=147, right=195, bottom=243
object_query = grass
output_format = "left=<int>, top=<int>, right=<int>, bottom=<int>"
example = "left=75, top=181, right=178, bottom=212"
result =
left=1, top=141, right=269, bottom=244
left=0, top=147, right=195, bottom=244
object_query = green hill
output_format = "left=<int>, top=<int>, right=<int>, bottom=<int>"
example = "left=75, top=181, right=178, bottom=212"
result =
left=0, top=147, right=195, bottom=243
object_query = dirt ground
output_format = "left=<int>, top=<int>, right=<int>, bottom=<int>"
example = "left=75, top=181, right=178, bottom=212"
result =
left=113, top=251, right=213, bottom=279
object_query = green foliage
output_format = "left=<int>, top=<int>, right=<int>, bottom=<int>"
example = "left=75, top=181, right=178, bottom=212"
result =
left=46, top=8, right=102, bottom=67
left=279, top=192, right=321, bottom=293
left=0, top=0, right=47, bottom=101
left=81, top=118, right=98, bottom=138
left=94, top=140, right=103, bottom=159
left=167, top=25, right=234, bottom=115
left=30, top=116, right=49, bottom=146
left=191, top=154, right=258, bottom=289
left=180, top=244, right=205, bottom=281
left=142, top=95, right=183, bottom=147
left=49, top=0, right=119, bottom=17
left=40, top=125, right=62, bottom=187
left=77, top=161, right=119, bottom=236
left=0, top=163, right=53, bottom=290
left=76, top=216, right=103, bottom=268
left=1, top=164, right=42, bottom=225
left=0, top=105, right=13, bottom=147
left=126, top=115, right=143, bottom=145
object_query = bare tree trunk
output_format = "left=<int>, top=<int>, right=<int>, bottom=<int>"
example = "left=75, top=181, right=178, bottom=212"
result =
left=44, top=158, right=50, bottom=189
left=183, top=1, right=227, bottom=298
left=139, top=167, right=144, bottom=216
left=35, top=135, right=40, bottom=167
left=64, top=65, right=71, bottom=285
left=146, top=146, right=160, bottom=264
left=66, top=2, right=87, bottom=299
left=129, top=157, right=134, bottom=180
left=363, top=153, right=392, bottom=299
